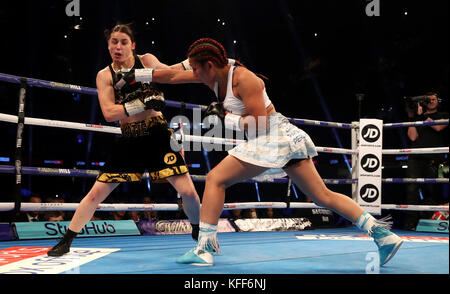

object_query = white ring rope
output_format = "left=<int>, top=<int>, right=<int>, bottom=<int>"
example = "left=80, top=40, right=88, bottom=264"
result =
left=381, top=147, right=449, bottom=155
left=1, top=113, right=448, bottom=155
left=0, top=113, right=121, bottom=135
left=0, top=202, right=446, bottom=212
left=0, top=112, right=448, bottom=216
left=0, top=202, right=449, bottom=211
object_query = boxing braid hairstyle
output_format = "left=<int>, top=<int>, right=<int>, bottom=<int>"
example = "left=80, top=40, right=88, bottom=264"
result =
left=187, top=38, right=268, bottom=79
left=187, top=38, right=229, bottom=67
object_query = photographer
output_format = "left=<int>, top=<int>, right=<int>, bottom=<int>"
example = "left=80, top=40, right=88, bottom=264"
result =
left=404, top=92, right=448, bottom=230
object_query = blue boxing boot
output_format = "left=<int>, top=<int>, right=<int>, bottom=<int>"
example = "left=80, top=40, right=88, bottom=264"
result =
left=176, top=222, right=220, bottom=266
left=356, top=212, right=403, bottom=266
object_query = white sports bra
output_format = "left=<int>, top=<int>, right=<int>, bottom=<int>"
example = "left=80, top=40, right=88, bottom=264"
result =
left=214, top=66, right=272, bottom=115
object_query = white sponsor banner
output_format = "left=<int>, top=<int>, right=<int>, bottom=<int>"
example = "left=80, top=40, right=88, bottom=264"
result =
left=234, top=218, right=312, bottom=232
left=295, top=234, right=449, bottom=243
left=357, top=119, right=383, bottom=215
left=0, top=248, right=119, bottom=274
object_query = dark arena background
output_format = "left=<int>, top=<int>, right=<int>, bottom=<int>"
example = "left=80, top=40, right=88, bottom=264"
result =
left=0, top=0, right=448, bottom=285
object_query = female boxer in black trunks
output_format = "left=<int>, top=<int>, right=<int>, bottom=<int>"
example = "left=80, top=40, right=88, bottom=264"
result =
left=47, top=24, right=201, bottom=256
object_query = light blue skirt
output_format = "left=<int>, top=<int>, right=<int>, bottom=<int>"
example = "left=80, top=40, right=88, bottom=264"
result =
left=228, top=113, right=318, bottom=181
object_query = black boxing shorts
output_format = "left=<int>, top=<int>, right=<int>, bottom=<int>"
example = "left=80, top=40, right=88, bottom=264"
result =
left=96, top=115, right=188, bottom=183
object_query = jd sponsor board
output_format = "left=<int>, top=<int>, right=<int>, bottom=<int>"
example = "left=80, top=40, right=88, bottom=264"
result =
left=357, top=119, right=383, bottom=215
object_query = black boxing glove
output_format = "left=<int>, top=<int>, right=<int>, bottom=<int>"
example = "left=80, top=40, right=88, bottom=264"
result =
left=123, top=91, right=165, bottom=116
left=144, top=92, right=165, bottom=112
left=204, top=102, right=242, bottom=131
left=123, top=98, right=145, bottom=117
left=205, top=102, right=227, bottom=120
left=115, top=68, right=154, bottom=90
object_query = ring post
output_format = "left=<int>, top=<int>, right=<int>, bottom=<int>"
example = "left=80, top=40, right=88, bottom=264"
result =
left=176, top=120, right=185, bottom=211
left=285, top=178, right=292, bottom=209
left=351, top=121, right=359, bottom=201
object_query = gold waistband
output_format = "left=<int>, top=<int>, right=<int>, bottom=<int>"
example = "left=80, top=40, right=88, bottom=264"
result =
left=120, top=115, right=167, bottom=137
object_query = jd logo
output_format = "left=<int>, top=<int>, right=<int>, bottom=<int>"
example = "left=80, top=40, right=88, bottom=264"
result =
left=361, top=124, right=380, bottom=143
left=361, top=154, right=380, bottom=172
left=365, top=0, right=380, bottom=17
left=360, top=184, right=379, bottom=202
left=65, top=0, right=80, bottom=17
left=164, top=153, right=177, bottom=165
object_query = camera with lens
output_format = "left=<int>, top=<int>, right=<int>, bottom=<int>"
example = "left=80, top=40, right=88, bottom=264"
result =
left=404, top=95, right=431, bottom=112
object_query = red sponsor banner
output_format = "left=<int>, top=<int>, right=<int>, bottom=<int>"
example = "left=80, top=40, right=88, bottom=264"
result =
left=0, top=247, right=120, bottom=274
left=0, top=247, right=50, bottom=266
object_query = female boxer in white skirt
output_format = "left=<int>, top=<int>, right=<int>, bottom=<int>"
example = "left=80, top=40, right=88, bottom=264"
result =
left=116, top=38, right=403, bottom=267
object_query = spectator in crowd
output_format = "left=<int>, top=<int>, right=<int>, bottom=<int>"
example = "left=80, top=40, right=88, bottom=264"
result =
left=110, top=203, right=131, bottom=220
left=17, top=194, right=42, bottom=222
left=230, top=209, right=242, bottom=220
left=244, top=208, right=258, bottom=219
left=405, top=92, right=448, bottom=230
left=47, top=194, right=69, bottom=221
left=129, top=196, right=158, bottom=222
left=263, top=208, right=275, bottom=218
left=43, top=211, right=65, bottom=222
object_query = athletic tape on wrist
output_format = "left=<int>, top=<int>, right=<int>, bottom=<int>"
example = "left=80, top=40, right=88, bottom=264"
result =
left=181, top=59, right=192, bottom=70
left=135, top=68, right=154, bottom=83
